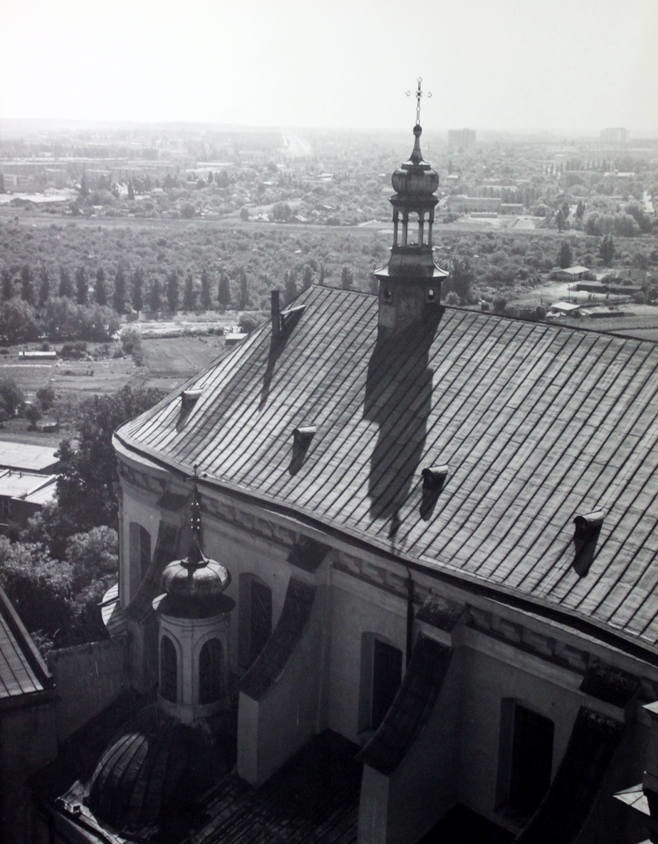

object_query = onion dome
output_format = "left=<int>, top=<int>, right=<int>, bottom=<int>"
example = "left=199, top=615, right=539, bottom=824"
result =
left=391, top=124, right=439, bottom=198
left=159, top=540, right=234, bottom=618
left=87, top=704, right=223, bottom=833
left=157, top=478, right=235, bottom=618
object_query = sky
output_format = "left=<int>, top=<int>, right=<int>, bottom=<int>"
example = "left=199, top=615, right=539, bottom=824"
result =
left=1, top=0, right=656, bottom=132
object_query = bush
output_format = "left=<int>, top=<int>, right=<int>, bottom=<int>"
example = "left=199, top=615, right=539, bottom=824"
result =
left=36, top=386, right=56, bottom=410
left=238, top=314, right=260, bottom=334
left=0, top=378, right=24, bottom=416
left=60, top=341, right=88, bottom=360
left=25, top=405, right=42, bottom=429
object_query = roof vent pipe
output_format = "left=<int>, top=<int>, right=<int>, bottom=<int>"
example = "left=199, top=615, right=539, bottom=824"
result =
left=271, top=289, right=281, bottom=337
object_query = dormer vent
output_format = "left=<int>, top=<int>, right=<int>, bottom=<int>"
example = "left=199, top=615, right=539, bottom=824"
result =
left=281, top=304, right=306, bottom=331
left=422, top=465, right=449, bottom=492
left=293, top=426, right=316, bottom=447
left=573, top=510, right=605, bottom=577
left=181, top=389, right=202, bottom=410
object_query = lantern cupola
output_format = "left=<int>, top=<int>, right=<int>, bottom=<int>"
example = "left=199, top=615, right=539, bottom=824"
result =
left=375, top=78, right=448, bottom=336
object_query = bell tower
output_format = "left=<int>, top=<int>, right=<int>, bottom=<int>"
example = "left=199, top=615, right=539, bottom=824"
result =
left=375, top=78, right=448, bottom=335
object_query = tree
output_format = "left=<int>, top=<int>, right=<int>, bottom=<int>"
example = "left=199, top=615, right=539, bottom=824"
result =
left=341, top=266, right=353, bottom=289
left=626, top=203, right=652, bottom=234
left=148, top=278, right=163, bottom=313
left=59, top=266, right=73, bottom=299
left=238, top=269, right=249, bottom=309
left=450, top=256, right=474, bottom=303
left=302, top=265, right=313, bottom=290
left=42, top=297, right=84, bottom=340
left=183, top=271, right=196, bottom=311
left=113, top=266, right=127, bottom=313
left=284, top=271, right=298, bottom=304
left=36, top=386, right=56, bottom=411
left=200, top=269, right=211, bottom=311
left=20, top=264, right=34, bottom=305
left=0, top=300, right=40, bottom=345
left=1, top=268, right=13, bottom=301
left=95, top=267, right=108, bottom=306
left=38, top=265, right=50, bottom=308
left=0, top=537, right=74, bottom=642
left=272, top=202, right=292, bottom=222
left=600, top=233, right=615, bottom=266
left=127, top=179, right=135, bottom=201
left=132, top=267, right=144, bottom=313
left=0, top=378, right=24, bottom=416
left=558, top=241, right=573, bottom=269
left=25, top=404, right=42, bottom=429
left=555, top=208, right=566, bottom=232
left=55, top=386, right=164, bottom=533
left=75, top=266, right=88, bottom=305
left=166, top=270, right=180, bottom=312
left=79, top=169, right=89, bottom=198
left=65, top=526, right=118, bottom=591
left=0, top=173, right=5, bottom=194
left=217, top=272, right=231, bottom=309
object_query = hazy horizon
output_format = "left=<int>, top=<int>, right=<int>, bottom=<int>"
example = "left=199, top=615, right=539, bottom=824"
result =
left=2, top=0, right=657, bottom=133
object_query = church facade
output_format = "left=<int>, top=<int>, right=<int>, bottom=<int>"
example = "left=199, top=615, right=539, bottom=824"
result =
left=38, top=113, right=658, bottom=843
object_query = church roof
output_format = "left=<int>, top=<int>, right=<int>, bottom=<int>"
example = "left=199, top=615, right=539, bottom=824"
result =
left=116, top=286, right=658, bottom=657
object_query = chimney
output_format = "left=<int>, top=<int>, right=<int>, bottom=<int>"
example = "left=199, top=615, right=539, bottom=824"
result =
left=271, top=289, right=281, bottom=337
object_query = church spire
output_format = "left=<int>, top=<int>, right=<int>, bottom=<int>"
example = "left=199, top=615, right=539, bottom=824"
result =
left=374, top=78, right=448, bottom=336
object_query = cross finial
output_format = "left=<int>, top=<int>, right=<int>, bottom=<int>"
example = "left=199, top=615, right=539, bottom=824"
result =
left=406, top=77, right=432, bottom=125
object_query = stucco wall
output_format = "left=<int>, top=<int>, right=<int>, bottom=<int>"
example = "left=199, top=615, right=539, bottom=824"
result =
left=48, top=637, right=129, bottom=741
left=327, top=573, right=407, bottom=742
left=458, top=641, right=587, bottom=824
left=202, top=518, right=290, bottom=674
left=119, top=482, right=161, bottom=607
left=238, top=583, right=325, bottom=784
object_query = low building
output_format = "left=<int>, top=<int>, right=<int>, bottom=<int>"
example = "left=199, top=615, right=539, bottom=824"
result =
left=554, top=265, right=591, bottom=281
left=446, top=195, right=501, bottom=213
left=0, top=471, right=58, bottom=532
left=547, top=301, right=581, bottom=317
left=0, top=442, right=59, bottom=474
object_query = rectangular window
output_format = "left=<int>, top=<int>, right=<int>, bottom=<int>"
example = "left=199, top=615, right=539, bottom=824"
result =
left=498, top=700, right=554, bottom=818
left=371, top=639, right=403, bottom=730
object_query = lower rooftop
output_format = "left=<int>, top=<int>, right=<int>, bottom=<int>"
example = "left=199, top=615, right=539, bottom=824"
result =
left=184, top=730, right=361, bottom=844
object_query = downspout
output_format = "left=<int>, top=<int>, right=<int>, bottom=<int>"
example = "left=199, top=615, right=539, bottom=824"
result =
left=406, top=567, right=415, bottom=665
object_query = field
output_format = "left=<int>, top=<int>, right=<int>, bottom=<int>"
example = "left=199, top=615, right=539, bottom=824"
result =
left=0, top=332, right=234, bottom=443
left=136, top=334, right=228, bottom=391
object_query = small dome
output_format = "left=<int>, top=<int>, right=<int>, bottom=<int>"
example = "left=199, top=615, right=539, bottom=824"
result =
left=87, top=705, right=221, bottom=833
left=159, top=550, right=234, bottom=618
left=391, top=125, right=439, bottom=197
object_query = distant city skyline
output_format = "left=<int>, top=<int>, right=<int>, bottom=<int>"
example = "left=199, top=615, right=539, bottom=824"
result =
left=2, top=0, right=656, bottom=133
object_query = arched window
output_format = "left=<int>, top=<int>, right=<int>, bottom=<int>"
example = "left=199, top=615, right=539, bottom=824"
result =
left=198, top=638, right=223, bottom=704
left=129, top=522, right=151, bottom=579
left=239, top=574, right=273, bottom=668
left=160, top=636, right=177, bottom=702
